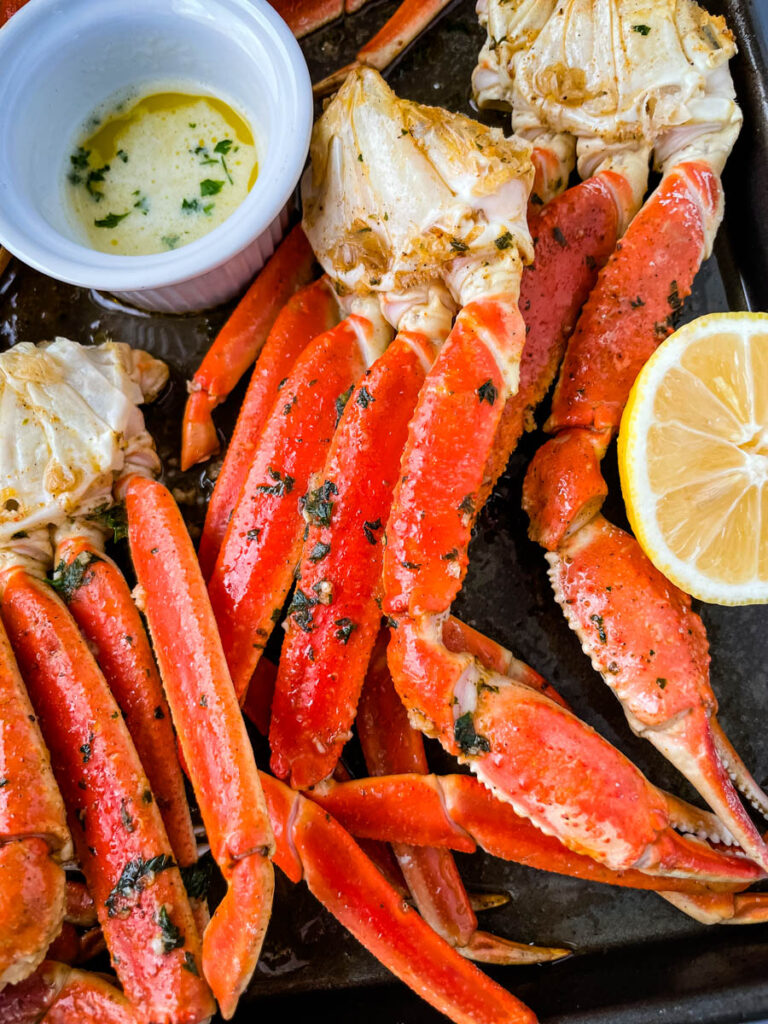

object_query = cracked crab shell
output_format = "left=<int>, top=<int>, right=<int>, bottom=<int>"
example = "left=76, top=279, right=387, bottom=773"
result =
left=474, top=0, right=741, bottom=174
left=301, top=67, right=534, bottom=298
left=0, top=339, right=167, bottom=545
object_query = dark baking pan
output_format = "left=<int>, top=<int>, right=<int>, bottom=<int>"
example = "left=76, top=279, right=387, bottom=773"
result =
left=1, top=1, right=767, bottom=1022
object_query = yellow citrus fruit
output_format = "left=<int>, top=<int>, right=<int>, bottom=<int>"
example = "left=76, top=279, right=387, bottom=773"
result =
left=618, top=312, right=768, bottom=605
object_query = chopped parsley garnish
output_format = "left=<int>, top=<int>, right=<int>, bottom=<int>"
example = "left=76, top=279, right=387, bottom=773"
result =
left=590, top=613, right=607, bottom=644
left=51, top=550, right=100, bottom=600
left=183, top=952, right=200, bottom=975
left=454, top=712, right=491, bottom=755
left=494, top=231, right=514, bottom=250
left=94, top=211, right=130, bottom=229
left=214, top=139, right=233, bottom=154
left=363, top=518, right=382, bottom=545
left=117, top=149, right=129, bottom=163
left=633, top=23, right=651, bottom=35
left=288, top=588, right=317, bottom=633
left=162, top=235, right=180, bottom=250
left=308, top=541, right=331, bottom=563
left=156, top=906, right=184, bottom=953
left=477, top=379, right=497, bottom=405
left=303, top=480, right=337, bottom=527
left=133, top=195, right=150, bottom=215
left=356, top=385, right=374, bottom=408
left=79, top=732, right=95, bottom=764
left=105, top=854, right=176, bottom=917
left=255, top=467, right=294, bottom=497
left=200, top=178, right=224, bottom=196
left=86, top=502, right=128, bottom=542
left=335, top=385, right=354, bottom=425
left=182, top=197, right=201, bottom=213
left=449, top=237, right=468, bottom=252
left=334, top=617, right=357, bottom=644
left=180, top=859, right=212, bottom=901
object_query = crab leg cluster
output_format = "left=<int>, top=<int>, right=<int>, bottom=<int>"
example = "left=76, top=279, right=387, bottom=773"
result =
left=470, top=0, right=768, bottom=877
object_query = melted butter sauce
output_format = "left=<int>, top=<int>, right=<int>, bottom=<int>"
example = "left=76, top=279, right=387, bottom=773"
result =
left=66, top=90, right=258, bottom=256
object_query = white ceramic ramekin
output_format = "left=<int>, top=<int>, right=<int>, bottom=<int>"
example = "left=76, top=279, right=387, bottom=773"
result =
left=0, top=0, right=312, bottom=312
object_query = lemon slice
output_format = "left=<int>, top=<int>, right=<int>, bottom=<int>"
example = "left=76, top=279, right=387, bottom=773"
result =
left=618, top=312, right=768, bottom=605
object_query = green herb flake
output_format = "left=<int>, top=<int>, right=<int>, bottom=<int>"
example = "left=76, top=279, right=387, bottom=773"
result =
left=255, top=467, right=295, bottom=498
left=442, top=548, right=459, bottom=561
left=590, top=613, right=607, bottom=644
left=454, top=712, right=491, bottom=755
left=356, top=386, right=374, bottom=409
left=182, top=952, right=200, bottom=976
left=117, top=149, right=129, bottom=163
left=133, top=195, right=150, bottom=215
left=214, top=139, right=233, bottom=154
left=120, top=799, right=135, bottom=833
left=335, top=385, right=354, bottom=426
left=458, top=494, right=475, bottom=517
left=334, top=617, right=357, bottom=644
left=94, top=211, right=130, bottom=229
left=633, top=23, right=651, bottom=35
left=200, top=179, right=224, bottom=196
left=182, top=197, right=200, bottom=213
left=363, top=518, right=382, bottom=545
left=303, top=480, right=338, bottom=528
left=656, top=677, right=668, bottom=689
left=79, top=732, right=95, bottom=764
left=288, top=588, right=317, bottom=633
left=180, top=859, right=212, bottom=901
left=494, top=231, right=514, bottom=250
left=86, top=502, right=128, bottom=543
left=105, top=854, right=176, bottom=917
left=477, top=379, right=498, bottom=405
left=0, top=777, right=9, bottom=788
left=449, top=237, right=469, bottom=252
left=162, top=235, right=180, bottom=250
left=51, top=551, right=99, bottom=600
left=308, top=541, right=331, bottom=563
left=156, top=905, right=184, bottom=953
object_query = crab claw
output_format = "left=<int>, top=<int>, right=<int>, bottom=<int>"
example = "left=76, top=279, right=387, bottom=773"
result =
left=0, top=960, right=139, bottom=1024
left=260, top=772, right=539, bottom=1024
left=312, top=772, right=764, bottom=894
left=549, top=515, right=768, bottom=874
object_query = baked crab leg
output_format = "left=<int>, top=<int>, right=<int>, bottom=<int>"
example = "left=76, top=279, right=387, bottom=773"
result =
left=0, top=960, right=140, bottom=1024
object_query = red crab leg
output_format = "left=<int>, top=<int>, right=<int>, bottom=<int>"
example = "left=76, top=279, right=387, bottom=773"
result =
left=522, top=161, right=768, bottom=870
left=314, top=0, right=453, bottom=96
left=1, top=569, right=213, bottom=1024
left=269, top=327, right=437, bottom=788
left=356, top=635, right=568, bottom=964
left=0, top=614, right=70, bottom=989
left=479, top=173, right=623, bottom=505
left=181, top=224, right=315, bottom=470
left=198, top=276, right=338, bottom=579
left=268, top=0, right=344, bottom=37
left=312, top=773, right=763, bottom=893
left=0, top=960, right=139, bottom=1024
left=208, top=309, right=387, bottom=700
left=662, top=890, right=768, bottom=925
left=260, top=772, right=538, bottom=1024
left=53, top=537, right=198, bottom=874
left=125, top=476, right=274, bottom=1020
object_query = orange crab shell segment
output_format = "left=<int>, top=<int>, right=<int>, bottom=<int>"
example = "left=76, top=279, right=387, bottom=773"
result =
left=198, top=276, right=339, bottom=579
left=384, top=295, right=526, bottom=618
left=479, top=174, right=620, bottom=508
left=125, top=475, right=274, bottom=1019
